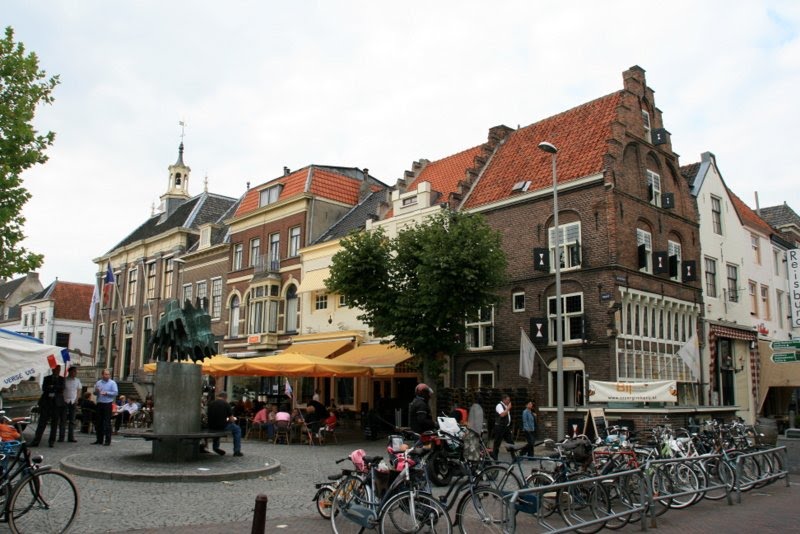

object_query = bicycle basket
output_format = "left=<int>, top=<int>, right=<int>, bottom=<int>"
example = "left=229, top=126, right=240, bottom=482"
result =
left=462, top=431, right=481, bottom=462
left=374, top=468, right=400, bottom=499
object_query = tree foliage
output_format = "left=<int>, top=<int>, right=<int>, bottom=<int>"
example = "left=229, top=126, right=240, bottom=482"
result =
left=326, top=210, right=507, bottom=382
left=0, top=26, right=59, bottom=278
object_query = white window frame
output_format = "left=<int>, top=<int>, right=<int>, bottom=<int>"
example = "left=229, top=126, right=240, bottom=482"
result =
left=547, top=293, right=583, bottom=344
left=726, top=264, right=739, bottom=302
left=777, top=289, right=785, bottom=329
left=196, top=280, right=208, bottom=309
left=637, top=228, right=652, bottom=273
left=466, top=307, right=494, bottom=350
left=182, top=283, right=193, bottom=305
left=512, top=292, right=525, bottom=312
left=249, top=238, right=261, bottom=267
left=145, top=261, right=157, bottom=300
left=210, top=278, right=223, bottom=319
left=549, top=222, right=581, bottom=271
left=760, top=285, right=771, bottom=321
left=710, top=195, right=723, bottom=235
left=233, top=243, right=243, bottom=271
left=641, top=109, right=651, bottom=143
left=646, top=170, right=661, bottom=207
left=668, top=240, right=681, bottom=282
left=314, top=292, right=328, bottom=311
left=162, top=258, right=174, bottom=299
left=465, top=371, right=494, bottom=388
left=705, top=257, right=717, bottom=298
left=259, top=185, right=281, bottom=207
left=773, top=248, right=781, bottom=277
left=751, top=234, right=761, bottom=264
left=269, top=233, right=280, bottom=269
left=127, top=268, right=138, bottom=307
left=749, top=281, right=758, bottom=316
left=289, top=226, right=301, bottom=257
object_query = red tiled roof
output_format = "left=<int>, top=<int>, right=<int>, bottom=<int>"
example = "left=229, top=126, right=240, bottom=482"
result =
left=234, top=167, right=365, bottom=218
left=51, top=281, right=94, bottom=322
left=406, top=146, right=483, bottom=196
left=727, top=188, right=775, bottom=236
left=308, top=168, right=362, bottom=205
left=463, top=92, right=622, bottom=209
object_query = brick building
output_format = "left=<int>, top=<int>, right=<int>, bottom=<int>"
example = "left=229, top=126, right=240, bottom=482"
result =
left=453, top=66, right=718, bottom=434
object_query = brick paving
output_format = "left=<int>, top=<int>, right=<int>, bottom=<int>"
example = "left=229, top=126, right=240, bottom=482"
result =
left=1, top=426, right=796, bottom=533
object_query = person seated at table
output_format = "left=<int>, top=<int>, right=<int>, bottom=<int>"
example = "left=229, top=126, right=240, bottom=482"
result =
left=305, top=397, right=327, bottom=435
left=324, top=409, right=337, bottom=430
left=78, top=392, right=96, bottom=434
left=251, top=403, right=274, bottom=438
left=115, top=396, right=140, bottom=432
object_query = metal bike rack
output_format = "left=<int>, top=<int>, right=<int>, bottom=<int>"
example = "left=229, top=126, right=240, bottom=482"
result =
left=734, top=445, right=790, bottom=504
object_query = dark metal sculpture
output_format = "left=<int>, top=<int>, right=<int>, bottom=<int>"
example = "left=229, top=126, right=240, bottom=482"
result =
left=147, top=299, right=217, bottom=362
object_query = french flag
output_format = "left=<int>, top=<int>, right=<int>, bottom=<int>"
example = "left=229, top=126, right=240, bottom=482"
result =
left=102, top=262, right=115, bottom=307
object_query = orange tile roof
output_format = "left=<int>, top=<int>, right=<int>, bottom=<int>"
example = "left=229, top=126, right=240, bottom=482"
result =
left=463, top=92, right=622, bottom=209
left=51, top=281, right=94, bottom=322
left=406, top=146, right=483, bottom=196
left=234, top=167, right=365, bottom=218
left=727, top=188, right=775, bottom=236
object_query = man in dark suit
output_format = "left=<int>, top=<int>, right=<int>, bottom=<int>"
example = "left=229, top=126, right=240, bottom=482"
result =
left=30, top=366, right=65, bottom=447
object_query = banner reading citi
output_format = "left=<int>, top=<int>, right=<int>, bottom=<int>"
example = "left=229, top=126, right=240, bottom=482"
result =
left=588, top=380, right=678, bottom=403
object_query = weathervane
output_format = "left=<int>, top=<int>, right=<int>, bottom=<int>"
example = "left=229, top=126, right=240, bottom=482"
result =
left=179, top=120, right=186, bottom=142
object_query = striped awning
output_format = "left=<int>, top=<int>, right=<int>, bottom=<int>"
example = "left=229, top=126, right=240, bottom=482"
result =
left=297, top=268, right=330, bottom=293
left=709, top=324, right=757, bottom=341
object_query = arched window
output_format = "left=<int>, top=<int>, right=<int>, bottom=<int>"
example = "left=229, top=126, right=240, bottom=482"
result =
left=285, top=284, right=298, bottom=333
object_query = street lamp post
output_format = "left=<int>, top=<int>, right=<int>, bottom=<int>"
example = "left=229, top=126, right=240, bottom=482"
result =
left=538, top=141, right=565, bottom=439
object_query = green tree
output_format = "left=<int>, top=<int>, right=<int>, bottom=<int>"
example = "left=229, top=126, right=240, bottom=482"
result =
left=0, top=26, right=59, bottom=278
left=326, top=210, right=507, bottom=384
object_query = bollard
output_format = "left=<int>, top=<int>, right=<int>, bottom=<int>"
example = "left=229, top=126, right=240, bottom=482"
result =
left=251, top=494, right=268, bottom=534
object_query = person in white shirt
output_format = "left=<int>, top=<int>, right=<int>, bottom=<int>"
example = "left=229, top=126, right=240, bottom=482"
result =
left=115, top=397, right=140, bottom=432
left=491, top=394, right=514, bottom=460
left=59, top=366, right=82, bottom=443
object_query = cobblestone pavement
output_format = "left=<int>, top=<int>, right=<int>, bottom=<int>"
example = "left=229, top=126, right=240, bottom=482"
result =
left=0, top=428, right=797, bottom=533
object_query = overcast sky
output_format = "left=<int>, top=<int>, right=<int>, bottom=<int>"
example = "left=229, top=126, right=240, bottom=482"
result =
left=6, top=1, right=800, bottom=286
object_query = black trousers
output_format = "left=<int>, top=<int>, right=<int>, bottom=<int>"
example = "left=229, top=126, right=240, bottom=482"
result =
left=33, top=404, right=62, bottom=445
left=491, top=423, right=514, bottom=460
left=522, top=430, right=536, bottom=456
left=95, top=402, right=113, bottom=444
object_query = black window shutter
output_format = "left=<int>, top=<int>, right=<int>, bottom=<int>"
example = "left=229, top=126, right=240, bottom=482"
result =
left=668, top=255, right=678, bottom=277
left=647, top=183, right=654, bottom=202
left=654, top=251, right=669, bottom=274
left=682, top=260, right=697, bottom=282
left=530, top=317, right=548, bottom=346
left=533, top=248, right=550, bottom=272
left=662, top=193, right=675, bottom=209
left=637, top=244, right=647, bottom=269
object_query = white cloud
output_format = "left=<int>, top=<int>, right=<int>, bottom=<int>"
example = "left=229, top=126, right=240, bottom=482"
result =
left=5, top=0, right=800, bottom=284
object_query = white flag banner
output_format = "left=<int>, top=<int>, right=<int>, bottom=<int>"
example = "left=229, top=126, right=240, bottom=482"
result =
left=519, top=329, right=535, bottom=381
left=588, top=380, right=678, bottom=403
left=676, top=334, right=701, bottom=381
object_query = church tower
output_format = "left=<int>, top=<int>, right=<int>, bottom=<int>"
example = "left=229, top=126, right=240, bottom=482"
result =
left=160, top=142, right=191, bottom=217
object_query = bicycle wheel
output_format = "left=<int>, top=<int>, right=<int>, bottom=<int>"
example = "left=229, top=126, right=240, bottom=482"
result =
left=331, top=475, right=371, bottom=534
left=556, top=475, right=609, bottom=534
left=455, top=486, right=508, bottom=534
left=379, top=491, right=452, bottom=534
left=315, top=485, right=335, bottom=519
left=477, top=465, right=523, bottom=492
left=728, top=451, right=760, bottom=491
left=523, top=471, right=556, bottom=517
left=665, top=463, right=699, bottom=509
left=8, top=469, right=78, bottom=534
left=702, top=458, right=734, bottom=501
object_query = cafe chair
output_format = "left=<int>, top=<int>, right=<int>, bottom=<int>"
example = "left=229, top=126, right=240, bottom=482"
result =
left=273, top=421, right=291, bottom=445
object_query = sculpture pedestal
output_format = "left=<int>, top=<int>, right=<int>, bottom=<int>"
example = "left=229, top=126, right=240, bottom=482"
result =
left=151, top=361, right=202, bottom=462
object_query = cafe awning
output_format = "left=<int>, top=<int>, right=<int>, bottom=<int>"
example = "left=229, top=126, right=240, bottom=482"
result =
left=297, top=268, right=330, bottom=293
left=334, top=344, right=414, bottom=376
left=204, top=352, right=374, bottom=378
left=284, top=339, right=354, bottom=359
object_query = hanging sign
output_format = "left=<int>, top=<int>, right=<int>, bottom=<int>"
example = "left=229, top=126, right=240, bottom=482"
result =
left=788, top=249, right=800, bottom=328
left=588, top=380, right=678, bottom=403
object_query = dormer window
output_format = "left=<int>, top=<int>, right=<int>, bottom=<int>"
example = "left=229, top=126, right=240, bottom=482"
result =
left=259, top=185, right=282, bottom=207
left=401, top=196, right=417, bottom=207
left=642, top=110, right=651, bottom=143
left=646, top=170, right=661, bottom=207
left=199, top=227, right=211, bottom=248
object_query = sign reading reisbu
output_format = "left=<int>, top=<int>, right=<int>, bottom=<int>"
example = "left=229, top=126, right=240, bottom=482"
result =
left=789, top=249, right=800, bottom=328
left=770, top=339, right=800, bottom=351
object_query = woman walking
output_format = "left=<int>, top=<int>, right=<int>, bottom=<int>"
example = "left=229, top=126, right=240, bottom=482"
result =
left=522, top=401, right=537, bottom=456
